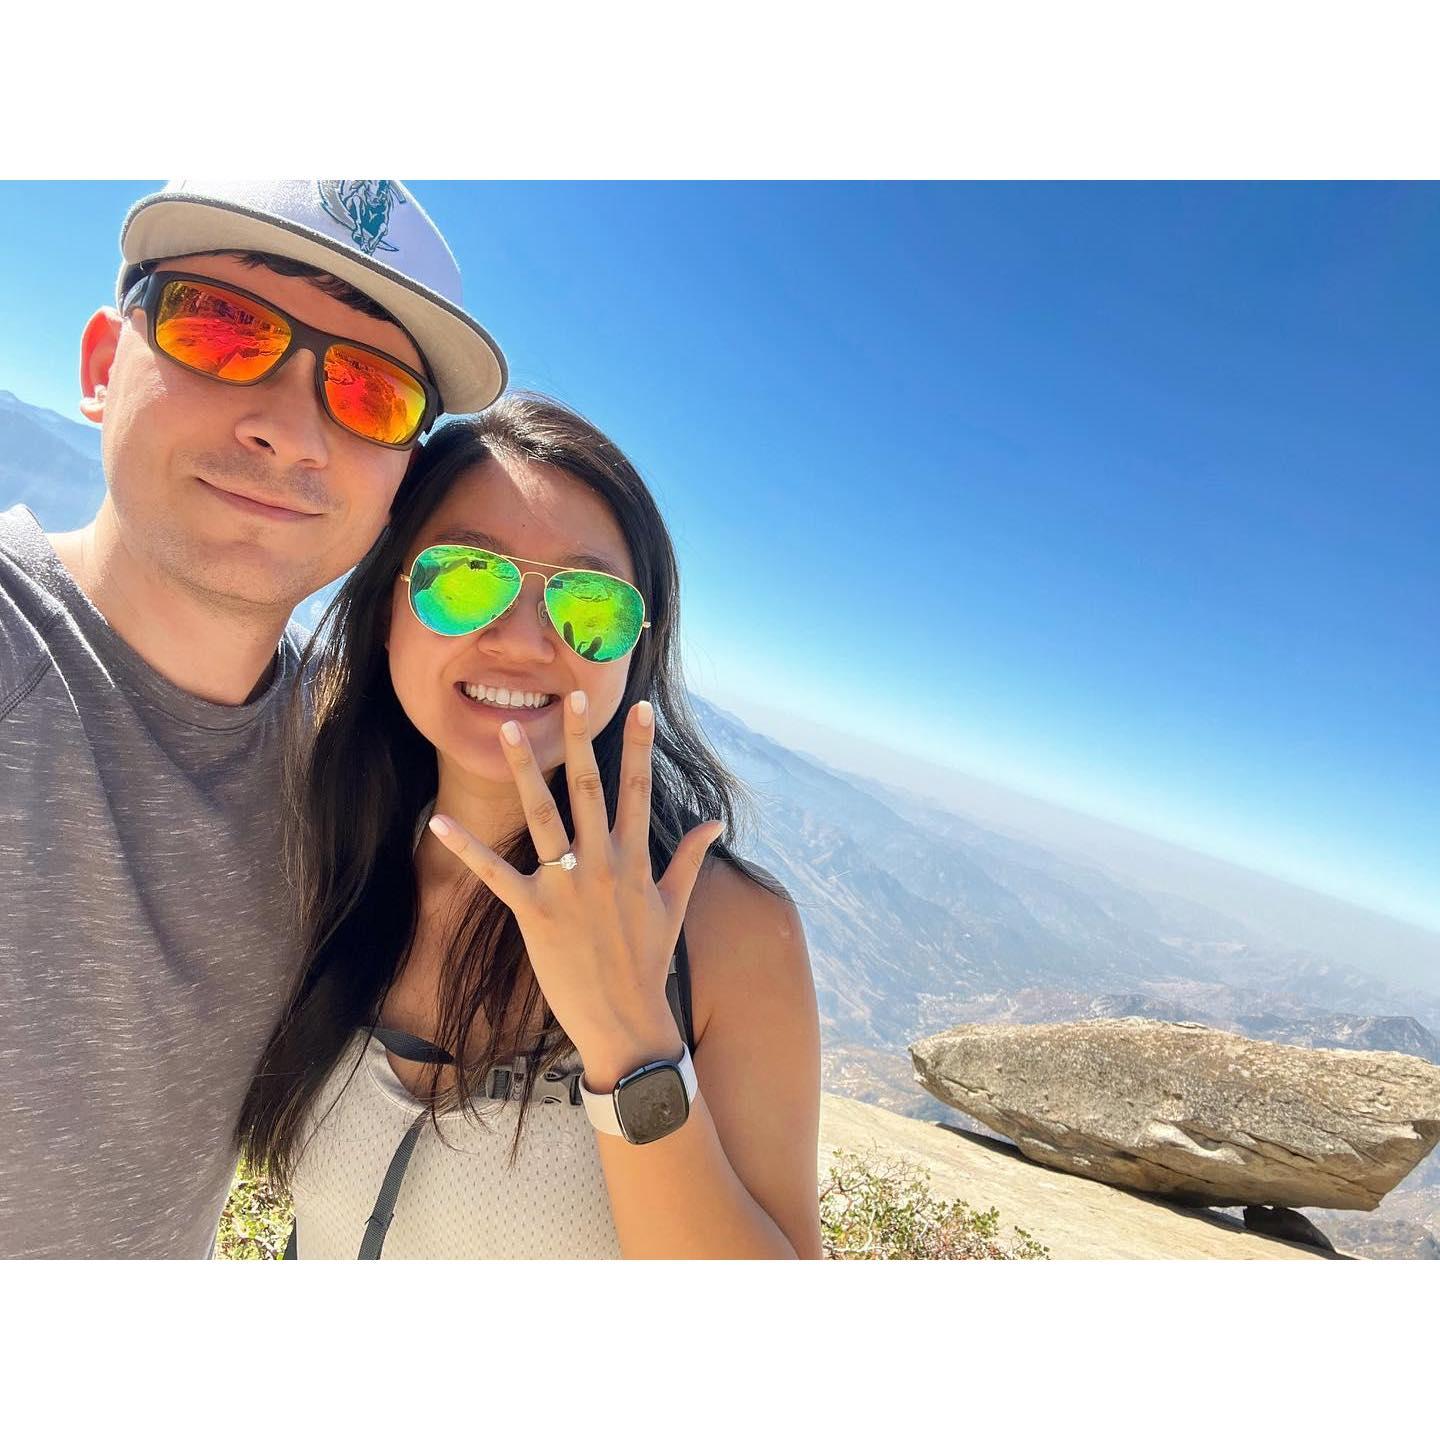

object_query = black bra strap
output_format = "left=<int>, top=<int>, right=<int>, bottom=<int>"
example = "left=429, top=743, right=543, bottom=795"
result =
left=373, top=927, right=694, bottom=1071
left=667, top=927, right=695, bottom=1052
left=371, top=1025, right=455, bottom=1067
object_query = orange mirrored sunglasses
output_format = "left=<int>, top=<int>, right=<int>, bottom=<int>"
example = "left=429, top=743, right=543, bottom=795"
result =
left=122, top=271, right=440, bottom=449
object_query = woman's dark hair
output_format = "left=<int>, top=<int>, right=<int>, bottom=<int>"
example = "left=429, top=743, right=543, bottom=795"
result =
left=237, top=392, right=786, bottom=1185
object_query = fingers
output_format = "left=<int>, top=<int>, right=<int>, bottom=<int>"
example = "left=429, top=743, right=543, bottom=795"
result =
left=656, top=819, right=725, bottom=919
left=497, top=717, right=574, bottom=865
left=561, top=690, right=610, bottom=856
left=613, top=699, right=656, bottom=862
left=427, top=813, right=524, bottom=908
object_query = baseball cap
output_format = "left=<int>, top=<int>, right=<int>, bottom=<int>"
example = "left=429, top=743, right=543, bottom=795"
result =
left=116, top=180, right=506, bottom=415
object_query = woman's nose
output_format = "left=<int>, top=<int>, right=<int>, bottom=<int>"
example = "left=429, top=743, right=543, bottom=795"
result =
left=473, top=576, right=556, bottom=658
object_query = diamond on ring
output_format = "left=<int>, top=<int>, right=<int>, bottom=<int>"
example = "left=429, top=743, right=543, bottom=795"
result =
left=538, top=850, right=578, bottom=870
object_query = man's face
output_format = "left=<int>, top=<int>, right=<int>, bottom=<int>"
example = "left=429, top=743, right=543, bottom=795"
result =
left=84, top=253, right=421, bottom=613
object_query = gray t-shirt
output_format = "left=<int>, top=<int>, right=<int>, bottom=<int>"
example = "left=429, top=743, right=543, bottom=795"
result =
left=0, top=504, right=308, bottom=1258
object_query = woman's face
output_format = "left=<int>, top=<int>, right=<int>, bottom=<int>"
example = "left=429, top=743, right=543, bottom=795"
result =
left=387, top=455, right=639, bottom=788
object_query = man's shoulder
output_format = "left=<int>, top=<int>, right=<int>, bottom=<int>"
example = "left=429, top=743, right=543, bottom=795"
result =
left=0, top=503, right=42, bottom=539
left=0, top=504, right=47, bottom=581
left=0, top=506, right=64, bottom=706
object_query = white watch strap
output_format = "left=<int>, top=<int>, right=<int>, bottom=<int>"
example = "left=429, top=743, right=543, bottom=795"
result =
left=580, top=1044, right=697, bottom=1137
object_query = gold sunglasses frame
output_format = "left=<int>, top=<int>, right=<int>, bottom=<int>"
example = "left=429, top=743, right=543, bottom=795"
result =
left=399, top=542, right=651, bottom=660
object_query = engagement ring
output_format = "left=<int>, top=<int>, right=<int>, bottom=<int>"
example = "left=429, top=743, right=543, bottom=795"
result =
left=537, top=851, right=578, bottom=871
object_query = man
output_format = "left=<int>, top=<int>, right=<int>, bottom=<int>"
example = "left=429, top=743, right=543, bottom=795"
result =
left=0, top=181, right=507, bottom=1258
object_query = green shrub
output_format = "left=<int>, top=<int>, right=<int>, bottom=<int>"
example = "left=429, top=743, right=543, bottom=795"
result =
left=215, top=1161, right=293, bottom=1261
left=820, top=1147, right=1050, bottom=1259
left=218, top=1146, right=1051, bottom=1260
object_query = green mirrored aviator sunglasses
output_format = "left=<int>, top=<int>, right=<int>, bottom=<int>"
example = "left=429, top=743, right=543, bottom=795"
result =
left=402, top=543, right=650, bottom=663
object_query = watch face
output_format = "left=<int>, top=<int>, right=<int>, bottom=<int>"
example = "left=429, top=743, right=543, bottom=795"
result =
left=615, top=1064, right=690, bottom=1144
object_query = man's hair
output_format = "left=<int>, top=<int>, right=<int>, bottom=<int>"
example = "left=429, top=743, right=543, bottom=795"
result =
left=123, top=250, right=401, bottom=326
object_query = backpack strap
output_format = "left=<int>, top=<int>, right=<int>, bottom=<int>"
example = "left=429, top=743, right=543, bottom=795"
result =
left=356, top=1111, right=430, bottom=1260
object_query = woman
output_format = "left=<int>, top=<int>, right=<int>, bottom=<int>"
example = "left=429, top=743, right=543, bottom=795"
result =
left=237, top=393, right=822, bottom=1258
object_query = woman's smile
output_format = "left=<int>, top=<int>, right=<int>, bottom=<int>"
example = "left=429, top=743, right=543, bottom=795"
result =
left=452, top=679, right=562, bottom=718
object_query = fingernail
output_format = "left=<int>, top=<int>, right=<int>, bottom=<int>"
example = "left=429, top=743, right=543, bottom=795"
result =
left=570, top=690, right=587, bottom=715
left=636, top=700, right=653, bottom=728
left=428, top=815, right=452, bottom=838
left=501, top=720, right=521, bottom=745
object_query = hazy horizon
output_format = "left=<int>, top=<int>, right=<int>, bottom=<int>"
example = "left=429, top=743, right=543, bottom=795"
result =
left=699, top=683, right=1440, bottom=961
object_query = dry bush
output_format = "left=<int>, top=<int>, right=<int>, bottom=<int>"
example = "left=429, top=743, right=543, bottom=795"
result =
left=820, top=1146, right=1050, bottom=1259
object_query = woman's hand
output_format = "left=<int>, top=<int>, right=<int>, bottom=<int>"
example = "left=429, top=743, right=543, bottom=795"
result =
left=426, top=691, right=723, bottom=1089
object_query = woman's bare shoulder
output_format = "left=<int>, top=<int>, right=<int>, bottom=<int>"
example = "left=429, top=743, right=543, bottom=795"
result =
left=683, top=855, right=811, bottom=1046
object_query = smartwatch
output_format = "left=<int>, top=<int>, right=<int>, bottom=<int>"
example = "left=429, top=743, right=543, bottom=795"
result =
left=580, top=1045, right=698, bottom=1144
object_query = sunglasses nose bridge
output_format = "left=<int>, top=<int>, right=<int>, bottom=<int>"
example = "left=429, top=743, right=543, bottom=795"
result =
left=237, top=345, right=334, bottom=462
left=514, top=569, right=556, bottom=625
left=466, top=569, right=557, bottom=652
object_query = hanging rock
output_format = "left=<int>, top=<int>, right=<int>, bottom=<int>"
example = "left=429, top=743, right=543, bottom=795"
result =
left=909, top=1018, right=1440, bottom=1209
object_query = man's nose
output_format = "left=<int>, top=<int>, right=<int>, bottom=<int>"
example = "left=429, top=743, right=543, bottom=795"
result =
left=233, top=349, right=331, bottom=468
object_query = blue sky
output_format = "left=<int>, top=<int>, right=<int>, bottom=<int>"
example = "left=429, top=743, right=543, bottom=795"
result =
left=1, top=181, right=1436, bottom=932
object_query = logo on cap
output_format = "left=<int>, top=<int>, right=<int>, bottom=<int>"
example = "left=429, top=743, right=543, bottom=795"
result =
left=317, top=181, right=406, bottom=257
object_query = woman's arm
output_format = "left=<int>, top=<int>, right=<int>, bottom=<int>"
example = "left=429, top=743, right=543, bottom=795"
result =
left=581, top=859, right=823, bottom=1259
left=426, top=692, right=822, bottom=1259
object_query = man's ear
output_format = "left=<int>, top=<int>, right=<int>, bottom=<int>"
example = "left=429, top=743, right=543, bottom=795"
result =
left=78, top=308, right=123, bottom=425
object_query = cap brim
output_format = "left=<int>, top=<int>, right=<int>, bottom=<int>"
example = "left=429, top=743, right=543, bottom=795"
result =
left=119, top=194, right=506, bottom=416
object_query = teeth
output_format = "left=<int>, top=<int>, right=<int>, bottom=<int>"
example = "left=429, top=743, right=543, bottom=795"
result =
left=461, top=683, right=553, bottom=710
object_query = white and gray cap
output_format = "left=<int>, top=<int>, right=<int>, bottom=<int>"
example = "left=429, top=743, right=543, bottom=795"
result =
left=116, top=180, right=506, bottom=415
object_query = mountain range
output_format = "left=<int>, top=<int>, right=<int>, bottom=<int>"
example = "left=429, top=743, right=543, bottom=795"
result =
left=0, top=390, right=105, bottom=532
left=691, top=695, right=1440, bottom=1051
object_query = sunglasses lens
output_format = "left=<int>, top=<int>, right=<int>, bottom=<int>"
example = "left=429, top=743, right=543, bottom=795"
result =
left=545, top=571, right=646, bottom=662
left=324, top=344, right=429, bottom=447
left=408, top=545, right=521, bottom=636
left=154, top=280, right=290, bottom=380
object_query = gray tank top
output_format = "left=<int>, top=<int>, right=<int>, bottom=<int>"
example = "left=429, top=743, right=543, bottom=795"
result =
left=290, top=1031, right=625, bottom=1259
left=290, top=931, right=694, bottom=1261
left=287, top=799, right=691, bottom=1259
left=0, top=505, right=308, bottom=1258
